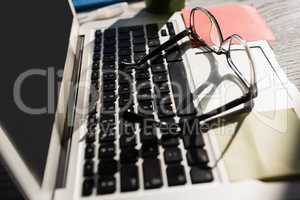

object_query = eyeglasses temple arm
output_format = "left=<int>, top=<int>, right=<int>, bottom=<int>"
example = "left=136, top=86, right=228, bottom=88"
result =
left=137, top=29, right=190, bottom=65
left=195, top=92, right=253, bottom=122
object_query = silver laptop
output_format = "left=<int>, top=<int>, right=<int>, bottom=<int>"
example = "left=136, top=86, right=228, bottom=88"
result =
left=1, top=0, right=300, bottom=199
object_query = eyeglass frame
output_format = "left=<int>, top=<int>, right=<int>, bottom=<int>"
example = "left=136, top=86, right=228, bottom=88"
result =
left=121, top=6, right=258, bottom=122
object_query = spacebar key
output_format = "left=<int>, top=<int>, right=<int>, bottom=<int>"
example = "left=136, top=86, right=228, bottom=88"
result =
left=167, top=62, right=196, bottom=116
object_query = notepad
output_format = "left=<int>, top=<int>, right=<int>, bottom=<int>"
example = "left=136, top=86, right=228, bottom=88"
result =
left=181, top=5, right=275, bottom=45
left=214, top=108, right=300, bottom=181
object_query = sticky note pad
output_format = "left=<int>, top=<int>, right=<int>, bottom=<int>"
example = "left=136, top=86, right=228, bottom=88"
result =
left=181, top=5, right=275, bottom=45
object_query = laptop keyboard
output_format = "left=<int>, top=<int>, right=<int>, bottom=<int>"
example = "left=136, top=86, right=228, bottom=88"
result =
left=82, top=22, right=213, bottom=196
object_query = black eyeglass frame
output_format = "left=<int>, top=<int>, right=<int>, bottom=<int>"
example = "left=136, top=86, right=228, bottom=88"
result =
left=122, top=7, right=258, bottom=122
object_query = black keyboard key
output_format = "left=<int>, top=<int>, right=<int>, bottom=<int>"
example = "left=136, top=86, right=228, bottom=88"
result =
left=161, top=134, right=179, bottom=147
left=133, top=37, right=146, bottom=44
left=134, top=45, right=146, bottom=53
left=102, top=63, right=115, bottom=71
left=186, top=149, right=209, bottom=166
left=182, top=134, right=205, bottom=149
left=119, top=48, right=132, bottom=56
left=135, top=70, right=150, bottom=80
left=160, top=117, right=178, bottom=129
left=118, top=26, right=130, bottom=33
left=119, top=121, right=136, bottom=135
left=154, top=82, right=170, bottom=93
left=137, top=89, right=152, bottom=101
left=164, top=147, right=182, bottom=164
left=119, top=55, right=132, bottom=64
left=146, top=28, right=159, bottom=37
left=168, top=62, right=196, bottom=116
left=91, top=71, right=99, bottom=80
left=157, top=104, right=175, bottom=118
left=118, top=83, right=131, bottom=94
left=95, top=36, right=102, bottom=44
left=93, top=53, right=101, bottom=62
left=100, top=120, right=114, bottom=131
left=167, top=22, right=176, bottom=36
left=94, top=45, right=101, bottom=53
left=141, top=144, right=159, bottom=158
left=101, top=102, right=115, bottom=114
left=98, top=159, right=118, bottom=175
left=138, top=101, right=154, bottom=113
left=118, top=33, right=130, bottom=40
left=102, top=92, right=116, bottom=102
left=99, top=129, right=116, bottom=143
left=120, top=148, right=139, bottom=164
left=133, top=30, right=145, bottom=37
left=103, top=46, right=116, bottom=55
left=120, top=164, right=139, bottom=192
left=104, top=28, right=116, bottom=38
left=148, top=39, right=160, bottom=47
left=143, top=159, right=163, bottom=189
left=92, top=62, right=100, bottom=70
left=87, top=124, right=96, bottom=135
left=103, top=72, right=116, bottom=81
left=151, top=64, right=166, bottom=73
left=136, top=79, right=151, bottom=90
left=99, top=143, right=116, bottom=159
left=134, top=52, right=146, bottom=62
left=118, top=71, right=133, bottom=83
left=190, top=167, right=213, bottom=184
left=165, top=49, right=182, bottom=63
left=100, top=114, right=115, bottom=125
left=119, top=40, right=131, bottom=48
left=156, top=92, right=172, bottom=105
left=103, top=82, right=115, bottom=92
left=85, top=144, right=95, bottom=159
left=97, top=176, right=116, bottom=195
left=103, top=54, right=116, bottom=63
left=161, top=29, right=168, bottom=36
left=82, top=179, right=94, bottom=196
left=119, top=93, right=133, bottom=106
left=84, top=160, right=94, bottom=177
left=86, top=132, right=96, bottom=144
left=146, top=24, right=159, bottom=31
left=87, top=121, right=97, bottom=132
left=119, top=135, right=137, bottom=149
left=150, top=54, right=164, bottom=64
left=95, top=29, right=102, bottom=37
left=153, top=72, right=168, bottom=83
left=140, top=128, right=158, bottom=145
left=166, top=164, right=186, bottom=186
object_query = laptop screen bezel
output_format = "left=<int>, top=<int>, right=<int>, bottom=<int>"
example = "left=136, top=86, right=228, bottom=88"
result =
left=0, top=0, right=80, bottom=199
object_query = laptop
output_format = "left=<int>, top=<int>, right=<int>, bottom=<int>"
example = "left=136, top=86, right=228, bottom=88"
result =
left=1, top=0, right=300, bottom=199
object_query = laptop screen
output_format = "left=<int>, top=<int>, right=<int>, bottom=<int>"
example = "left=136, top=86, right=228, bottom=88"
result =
left=0, top=1, right=73, bottom=184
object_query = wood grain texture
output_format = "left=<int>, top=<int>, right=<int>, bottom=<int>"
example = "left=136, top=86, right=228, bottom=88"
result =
left=127, top=0, right=300, bottom=90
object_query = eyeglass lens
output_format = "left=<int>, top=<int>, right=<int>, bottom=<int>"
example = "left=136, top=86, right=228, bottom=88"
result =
left=191, top=9, right=223, bottom=49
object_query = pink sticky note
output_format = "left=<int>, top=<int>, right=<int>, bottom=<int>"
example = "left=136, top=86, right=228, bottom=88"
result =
left=181, top=5, right=275, bottom=46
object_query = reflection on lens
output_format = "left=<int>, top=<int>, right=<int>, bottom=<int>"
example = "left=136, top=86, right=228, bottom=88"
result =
left=192, top=8, right=222, bottom=50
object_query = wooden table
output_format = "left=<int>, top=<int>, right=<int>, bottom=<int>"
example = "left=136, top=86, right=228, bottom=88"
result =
left=123, top=0, right=300, bottom=90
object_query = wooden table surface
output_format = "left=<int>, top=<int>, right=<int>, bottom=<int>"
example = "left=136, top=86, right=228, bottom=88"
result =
left=124, top=0, right=300, bottom=91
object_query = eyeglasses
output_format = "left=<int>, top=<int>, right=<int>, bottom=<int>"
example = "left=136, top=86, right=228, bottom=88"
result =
left=121, top=7, right=258, bottom=167
left=122, top=7, right=258, bottom=122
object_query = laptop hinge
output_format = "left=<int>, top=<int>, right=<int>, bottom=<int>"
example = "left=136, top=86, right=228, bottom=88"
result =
left=55, top=35, right=85, bottom=188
